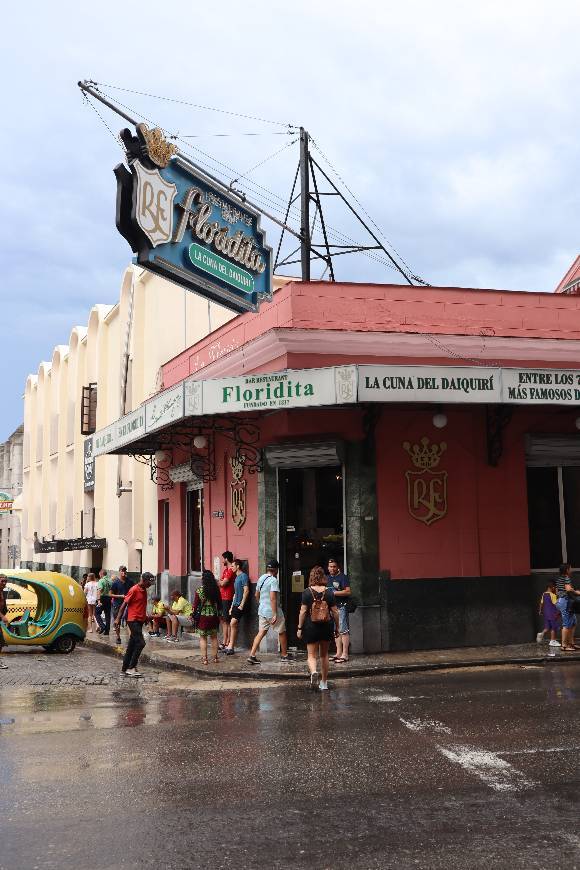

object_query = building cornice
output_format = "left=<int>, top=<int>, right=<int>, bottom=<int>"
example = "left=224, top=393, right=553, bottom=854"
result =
left=183, top=328, right=580, bottom=380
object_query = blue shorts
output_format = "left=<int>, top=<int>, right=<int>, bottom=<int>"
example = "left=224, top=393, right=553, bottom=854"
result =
left=338, top=606, right=350, bottom=635
left=557, top=596, right=577, bottom=630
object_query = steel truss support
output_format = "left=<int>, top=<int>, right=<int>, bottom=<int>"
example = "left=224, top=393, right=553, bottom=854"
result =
left=275, top=129, right=427, bottom=285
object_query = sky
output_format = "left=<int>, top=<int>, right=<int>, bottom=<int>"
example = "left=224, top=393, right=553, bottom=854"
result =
left=2, top=0, right=580, bottom=440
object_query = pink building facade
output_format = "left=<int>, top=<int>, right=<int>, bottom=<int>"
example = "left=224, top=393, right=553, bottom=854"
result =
left=93, top=277, right=580, bottom=652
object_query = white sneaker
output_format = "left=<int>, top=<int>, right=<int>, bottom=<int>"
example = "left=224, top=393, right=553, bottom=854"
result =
left=128, top=670, right=143, bottom=677
left=0, top=661, right=8, bottom=669
left=536, top=632, right=544, bottom=643
left=549, top=640, right=561, bottom=647
left=319, top=681, right=329, bottom=691
left=124, top=668, right=136, bottom=676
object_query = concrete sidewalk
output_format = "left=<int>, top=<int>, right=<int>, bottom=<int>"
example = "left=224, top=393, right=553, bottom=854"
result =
left=83, top=629, right=580, bottom=680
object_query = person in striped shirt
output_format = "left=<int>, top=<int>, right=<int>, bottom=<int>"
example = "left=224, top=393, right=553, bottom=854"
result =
left=555, top=563, right=580, bottom=652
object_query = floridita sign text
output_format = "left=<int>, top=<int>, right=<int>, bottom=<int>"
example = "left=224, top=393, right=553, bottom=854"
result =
left=201, top=367, right=356, bottom=415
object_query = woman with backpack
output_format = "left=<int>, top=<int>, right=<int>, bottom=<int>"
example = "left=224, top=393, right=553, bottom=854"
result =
left=192, top=570, right=222, bottom=665
left=296, top=566, right=340, bottom=691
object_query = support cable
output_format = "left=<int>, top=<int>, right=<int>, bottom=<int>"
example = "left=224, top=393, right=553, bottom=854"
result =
left=230, top=137, right=298, bottom=189
left=311, top=138, right=428, bottom=284
left=88, top=80, right=296, bottom=128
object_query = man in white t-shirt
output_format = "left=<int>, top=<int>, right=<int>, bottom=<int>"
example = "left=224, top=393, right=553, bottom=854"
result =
left=247, top=559, right=290, bottom=663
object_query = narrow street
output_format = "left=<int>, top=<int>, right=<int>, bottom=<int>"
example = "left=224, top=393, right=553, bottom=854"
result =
left=1, top=646, right=579, bottom=870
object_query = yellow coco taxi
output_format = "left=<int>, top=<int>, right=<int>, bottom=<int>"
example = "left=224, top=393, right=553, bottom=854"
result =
left=1, top=570, right=87, bottom=654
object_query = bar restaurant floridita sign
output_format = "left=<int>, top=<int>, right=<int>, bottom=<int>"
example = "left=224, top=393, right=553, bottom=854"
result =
left=114, top=124, right=272, bottom=313
left=199, top=366, right=357, bottom=415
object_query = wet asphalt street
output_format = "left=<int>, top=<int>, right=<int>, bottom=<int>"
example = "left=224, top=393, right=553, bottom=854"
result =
left=1, top=647, right=579, bottom=870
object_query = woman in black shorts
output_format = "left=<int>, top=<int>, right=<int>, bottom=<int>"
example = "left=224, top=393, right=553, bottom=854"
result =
left=297, top=566, right=339, bottom=691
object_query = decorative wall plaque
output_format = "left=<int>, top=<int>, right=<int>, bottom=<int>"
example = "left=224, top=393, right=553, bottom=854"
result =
left=403, top=437, right=448, bottom=526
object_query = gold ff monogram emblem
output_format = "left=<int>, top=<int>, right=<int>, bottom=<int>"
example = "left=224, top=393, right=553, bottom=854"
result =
left=403, top=437, right=448, bottom=526
left=230, top=453, right=247, bottom=530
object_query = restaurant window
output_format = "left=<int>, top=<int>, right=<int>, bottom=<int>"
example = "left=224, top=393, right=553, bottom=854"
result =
left=81, top=383, right=98, bottom=435
left=161, top=500, right=170, bottom=571
left=527, top=465, right=580, bottom=569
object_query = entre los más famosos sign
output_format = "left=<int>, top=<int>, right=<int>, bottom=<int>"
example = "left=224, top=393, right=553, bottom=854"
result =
left=114, top=124, right=272, bottom=313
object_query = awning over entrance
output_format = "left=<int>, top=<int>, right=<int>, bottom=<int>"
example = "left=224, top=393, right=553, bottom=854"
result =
left=90, top=362, right=580, bottom=458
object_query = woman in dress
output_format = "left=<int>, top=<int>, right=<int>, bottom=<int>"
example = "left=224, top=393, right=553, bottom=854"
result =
left=84, top=572, right=99, bottom=633
left=297, top=566, right=339, bottom=691
left=193, top=569, right=222, bottom=665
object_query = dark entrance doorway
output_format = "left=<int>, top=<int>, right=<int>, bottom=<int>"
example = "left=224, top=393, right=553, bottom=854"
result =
left=279, top=466, right=344, bottom=645
left=186, top=487, right=204, bottom=574
left=91, top=548, right=103, bottom=572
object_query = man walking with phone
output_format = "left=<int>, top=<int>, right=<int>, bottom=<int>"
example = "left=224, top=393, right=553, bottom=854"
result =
left=114, top=571, right=155, bottom=677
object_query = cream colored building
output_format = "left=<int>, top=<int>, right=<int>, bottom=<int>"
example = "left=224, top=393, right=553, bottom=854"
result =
left=0, top=425, right=23, bottom=568
left=21, top=265, right=234, bottom=579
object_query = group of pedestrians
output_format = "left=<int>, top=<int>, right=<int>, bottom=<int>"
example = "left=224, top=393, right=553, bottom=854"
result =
left=246, top=556, right=352, bottom=692
left=81, top=566, right=132, bottom=645
left=121, top=551, right=352, bottom=689
left=539, top=563, right=580, bottom=652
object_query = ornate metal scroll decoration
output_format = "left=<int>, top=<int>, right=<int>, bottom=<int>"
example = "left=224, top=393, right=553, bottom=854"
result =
left=220, top=418, right=263, bottom=474
left=133, top=451, right=175, bottom=491
left=230, top=452, right=247, bottom=530
left=125, top=416, right=262, bottom=486
left=486, top=405, right=513, bottom=467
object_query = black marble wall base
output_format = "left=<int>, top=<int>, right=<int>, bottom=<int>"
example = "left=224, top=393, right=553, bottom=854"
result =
left=381, top=574, right=538, bottom=651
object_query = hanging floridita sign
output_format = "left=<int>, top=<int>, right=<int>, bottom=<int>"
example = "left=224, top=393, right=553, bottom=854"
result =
left=114, top=124, right=273, bottom=313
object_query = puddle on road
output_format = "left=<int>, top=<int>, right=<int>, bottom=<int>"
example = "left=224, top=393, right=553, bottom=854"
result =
left=0, top=672, right=284, bottom=735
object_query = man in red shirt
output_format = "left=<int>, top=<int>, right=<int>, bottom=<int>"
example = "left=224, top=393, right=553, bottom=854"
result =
left=218, top=550, right=235, bottom=650
left=114, top=571, right=155, bottom=677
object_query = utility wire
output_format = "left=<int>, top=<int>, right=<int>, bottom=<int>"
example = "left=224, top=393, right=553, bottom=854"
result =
left=231, top=138, right=298, bottom=188
left=93, top=86, right=299, bottom=215
left=82, top=93, right=122, bottom=146
left=90, top=80, right=295, bottom=128
left=180, top=132, right=295, bottom=138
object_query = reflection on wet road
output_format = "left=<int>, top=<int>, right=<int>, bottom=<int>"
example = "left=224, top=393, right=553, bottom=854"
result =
left=0, top=675, right=284, bottom=735
left=1, top=647, right=580, bottom=869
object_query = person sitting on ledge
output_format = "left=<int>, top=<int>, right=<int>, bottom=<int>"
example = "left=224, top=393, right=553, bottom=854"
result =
left=148, top=596, right=167, bottom=637
left=165, top=590, right=192, bottom=643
